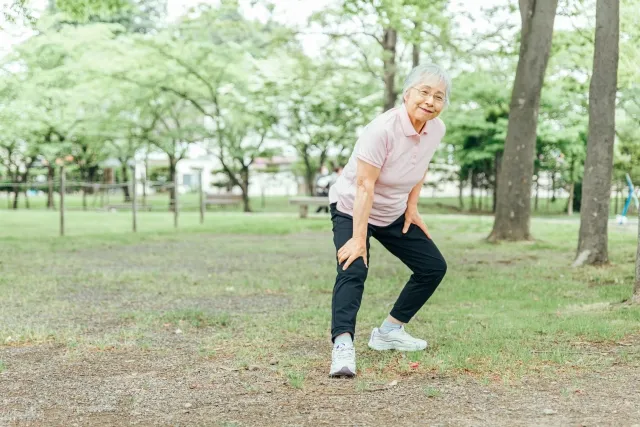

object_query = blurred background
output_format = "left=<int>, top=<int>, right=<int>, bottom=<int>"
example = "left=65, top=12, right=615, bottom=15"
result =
left=0, top=0, right=637, bottom=217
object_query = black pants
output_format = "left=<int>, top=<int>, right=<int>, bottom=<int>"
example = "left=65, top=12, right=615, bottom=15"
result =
left=330, top=204, right=447, bottom=342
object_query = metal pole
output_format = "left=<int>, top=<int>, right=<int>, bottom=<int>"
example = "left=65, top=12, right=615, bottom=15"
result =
left=131, top=166, right=137, bottom=233
left=59, top=165, right=65, bottom=237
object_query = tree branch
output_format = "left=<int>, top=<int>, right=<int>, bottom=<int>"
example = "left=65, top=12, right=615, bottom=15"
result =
left=139, top=40, right=220, bottom=104
left=346, top=37, right=383, bottom=82
left=299, top=30, right=383, bottom=47
left=109, top=72, right=215, bottom=121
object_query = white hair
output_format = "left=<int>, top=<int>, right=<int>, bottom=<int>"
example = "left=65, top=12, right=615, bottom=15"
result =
left=402, top=63, right=452, bottom=107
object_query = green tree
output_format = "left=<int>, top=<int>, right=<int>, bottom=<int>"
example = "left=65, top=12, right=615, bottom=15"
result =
left=278, top=56, right=374, bottom=195
left=93, top=1, right=297, bottom=211
left=312, top=0, right=451, bottom=111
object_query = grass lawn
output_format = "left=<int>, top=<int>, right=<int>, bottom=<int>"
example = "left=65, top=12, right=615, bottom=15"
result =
left=0, top=210, right=639, bottom=425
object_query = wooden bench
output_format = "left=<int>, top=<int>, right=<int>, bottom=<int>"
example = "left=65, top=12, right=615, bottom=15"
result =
left=205, top=194, right=243, bottom=209
left=289, top=196, right=330, bottom=218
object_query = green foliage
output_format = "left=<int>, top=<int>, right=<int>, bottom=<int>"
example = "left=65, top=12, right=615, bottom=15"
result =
left=148, top=166, right=169, bottom=183
left=1, top=0, right=638, bottom=214
left=278, top=54, right=375, bottom=194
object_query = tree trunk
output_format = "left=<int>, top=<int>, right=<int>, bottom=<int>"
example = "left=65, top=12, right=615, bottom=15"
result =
left=634, top=205, right=640, bottom=303
left=307, top=170, right=315, bottom=196
left=47, top=165, right=56, bottom=210
left=169, top=157, right=177, bottom=212
left=121, top=164, right=131, bottom=202
left=574, top=0, right=619, bottom=266
left=567, top=182, right=575, bottom=216
left=143, top=154, right=149, bottom=206
left=458, top=175, right=464, bottom=210
left=87, top=166, right=98, bottom=190
left=12, top=185, right=19, bottom=209
left=241, top=167, right=251, bottom=213
left=19, top=169, right=30, bottom=209
left=301, top=151, right=315, bottom=196
left=488, top=0, right=558, bottom=241
left=412, top=23, right=420, bottom=68
left=470, top=170, right=476, bottom=211
left=382, top=27, right=398, bottom=112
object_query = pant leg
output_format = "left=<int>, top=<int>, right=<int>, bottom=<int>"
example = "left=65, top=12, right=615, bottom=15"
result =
left=330, top=204, right=371, bottom=342
left=372, top=217, right=447, bottom=323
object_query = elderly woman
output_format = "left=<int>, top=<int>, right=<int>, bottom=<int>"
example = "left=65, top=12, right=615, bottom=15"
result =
left=328, top=63, right=450, bottom=377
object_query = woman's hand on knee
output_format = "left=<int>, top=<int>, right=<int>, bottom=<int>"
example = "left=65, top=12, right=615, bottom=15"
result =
left=403, top=206, right=431, bottom=239
left=337, top=237, right=368, bottom=270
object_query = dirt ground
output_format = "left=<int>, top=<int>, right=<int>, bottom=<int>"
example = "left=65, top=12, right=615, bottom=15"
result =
left=1, top=342, right=639, bottom=426
left=2, top=227, right=640, bottom=426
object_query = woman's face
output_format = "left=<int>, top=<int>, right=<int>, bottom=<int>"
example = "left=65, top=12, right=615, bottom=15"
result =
left=403, top=79, right=447, bottom=123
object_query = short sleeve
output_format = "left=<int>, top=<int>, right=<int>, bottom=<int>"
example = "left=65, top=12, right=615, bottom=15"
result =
left=355, top=124, right=388, bottom=169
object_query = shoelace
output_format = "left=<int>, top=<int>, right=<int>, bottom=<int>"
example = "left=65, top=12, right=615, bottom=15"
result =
left=388, top=326, right=415, bottom=340
left=333, top=346, right=354, bottom=361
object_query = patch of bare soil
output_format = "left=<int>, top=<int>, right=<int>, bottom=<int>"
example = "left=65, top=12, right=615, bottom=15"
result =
left=1, top=344, right=639, bottom=427
left=54, top=234, right=335, bottom=276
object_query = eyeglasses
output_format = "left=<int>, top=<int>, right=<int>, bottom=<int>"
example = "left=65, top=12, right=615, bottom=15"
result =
left=411, top=87, right=445, bottom=104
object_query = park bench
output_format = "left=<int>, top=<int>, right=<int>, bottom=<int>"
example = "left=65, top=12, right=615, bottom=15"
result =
left=289, top=196, right=330, bottom=218
left=205, top=193, right=243, bottom=209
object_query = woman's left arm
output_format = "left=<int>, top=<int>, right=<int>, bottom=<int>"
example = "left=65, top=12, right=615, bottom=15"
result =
left=403, top=170, right=431, bottom=238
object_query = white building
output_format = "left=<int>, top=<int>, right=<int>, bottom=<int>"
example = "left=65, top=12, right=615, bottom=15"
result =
left=138, top=153, right=299, bottom=197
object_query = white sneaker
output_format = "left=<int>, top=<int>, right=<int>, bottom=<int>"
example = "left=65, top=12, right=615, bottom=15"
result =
left=329, top=343, right=356, bottom=377
left=368, top=326, right=427, bottom=351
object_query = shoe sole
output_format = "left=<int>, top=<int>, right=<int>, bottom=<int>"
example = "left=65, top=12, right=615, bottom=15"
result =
left=329, top=366, right=356, bottom=378
left=368, top=340, right=427, bottom=352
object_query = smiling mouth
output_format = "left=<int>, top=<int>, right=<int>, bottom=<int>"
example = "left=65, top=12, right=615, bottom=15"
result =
left=420, top=107, right=434, bottom=114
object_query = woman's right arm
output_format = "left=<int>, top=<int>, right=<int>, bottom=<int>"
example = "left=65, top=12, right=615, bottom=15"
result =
left=337, top=159, right=380, bottom=270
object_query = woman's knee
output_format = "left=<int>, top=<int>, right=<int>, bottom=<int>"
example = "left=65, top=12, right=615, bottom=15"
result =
left=436, top=257, right=447, bottom=276
left=414, top=256, right=447, bottom=280
left=337, top=260, right=369, bottom=281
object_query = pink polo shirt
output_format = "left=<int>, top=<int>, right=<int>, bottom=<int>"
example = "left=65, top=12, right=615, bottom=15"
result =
left=329, top=103, right=445, bottom=227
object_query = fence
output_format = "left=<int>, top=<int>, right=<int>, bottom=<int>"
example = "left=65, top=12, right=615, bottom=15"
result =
left=0, top=166, right=212, bottom=237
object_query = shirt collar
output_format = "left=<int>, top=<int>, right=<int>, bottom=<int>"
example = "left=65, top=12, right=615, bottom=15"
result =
left=400, top=103, right=429, bottom=137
